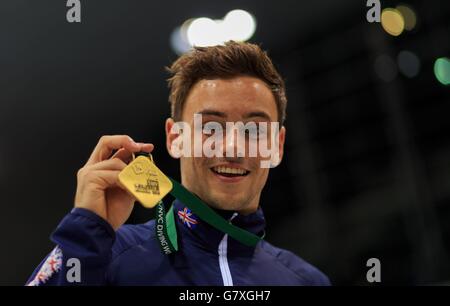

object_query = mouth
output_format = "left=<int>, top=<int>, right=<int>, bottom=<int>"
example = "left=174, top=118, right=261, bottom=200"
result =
left=210, top=165, right=250, bottom=180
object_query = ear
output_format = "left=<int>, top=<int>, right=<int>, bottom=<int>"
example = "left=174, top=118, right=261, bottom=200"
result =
left=165, top=118, right=180, bottom=159
left=277, top=126, right=286, bottom=164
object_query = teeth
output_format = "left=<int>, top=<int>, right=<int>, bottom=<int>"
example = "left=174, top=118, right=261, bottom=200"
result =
left=213, top=166, right=247, bottom=175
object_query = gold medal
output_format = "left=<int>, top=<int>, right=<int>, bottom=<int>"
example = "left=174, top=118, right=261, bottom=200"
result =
left=118, top=153, right=173, bottom=208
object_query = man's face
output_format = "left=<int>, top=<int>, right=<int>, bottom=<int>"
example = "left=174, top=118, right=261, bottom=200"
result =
left=166, top=76, right=285, bottom=214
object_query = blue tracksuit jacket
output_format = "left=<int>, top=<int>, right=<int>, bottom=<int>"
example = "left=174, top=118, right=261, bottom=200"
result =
left=26, top=199, right=330, bottom=286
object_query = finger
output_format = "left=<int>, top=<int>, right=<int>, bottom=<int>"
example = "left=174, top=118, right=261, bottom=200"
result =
left=86, top=135, right=141, bottom=166
left=85, top=170, right=122, bottom=189
left=112, top=144, right=154, bottom=164
left=139, top=143, right=154, bottom=153
left=87, top=158, right=127, bottom=171
left=111, top=148, right=134, bottom=164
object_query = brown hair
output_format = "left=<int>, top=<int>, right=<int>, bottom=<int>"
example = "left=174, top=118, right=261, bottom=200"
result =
left=166, top=41, right=287, bottom=125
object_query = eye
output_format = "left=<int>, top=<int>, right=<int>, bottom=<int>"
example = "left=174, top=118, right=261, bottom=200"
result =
left=202, top=121, right=224, bottom=135
left=245, top=126, right=260, bottom=140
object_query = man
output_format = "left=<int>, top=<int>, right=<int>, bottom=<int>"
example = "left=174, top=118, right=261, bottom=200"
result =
left=26, top=41, right=330, bottom=286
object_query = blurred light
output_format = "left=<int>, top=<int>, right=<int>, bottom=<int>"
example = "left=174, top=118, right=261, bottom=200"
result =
left=170, top=19, right=195, bottom=55
left=170, top=27, right=190, bottom=55
left=434, top=57, right=450, bottom=86
left=170, top=9, right=257, bottom=53
left=187, top=17, right=222, bottom=47
left=381, top=8, right=405, bottom=36
left=396, top=4, right=417, bottom=31
left=222, top=9, right=256, bottom=41
left=397, top=50, right=421, bottom=78
left=374, top=54, right=398, bottom=82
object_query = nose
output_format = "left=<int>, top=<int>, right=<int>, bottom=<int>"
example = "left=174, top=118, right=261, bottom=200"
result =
left=223, top=126, right=245, bottom=158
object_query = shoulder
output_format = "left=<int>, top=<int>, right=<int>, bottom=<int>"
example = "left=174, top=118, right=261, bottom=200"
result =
left=259, top=240, right=331, bottom=286
left=111, top=219, right=157, bottom=258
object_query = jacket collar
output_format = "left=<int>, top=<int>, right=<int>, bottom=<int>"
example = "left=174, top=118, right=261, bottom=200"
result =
left=173, top=199, right=266, bottom=254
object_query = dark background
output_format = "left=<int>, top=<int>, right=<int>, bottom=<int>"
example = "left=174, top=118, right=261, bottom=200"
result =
left=1, top=0, right=449, bottom=285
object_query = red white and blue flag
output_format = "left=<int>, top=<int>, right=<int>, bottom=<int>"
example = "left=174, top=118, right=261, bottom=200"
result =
left=27, top=246, right=63, bottom=286
left=177, top=207, right=198, bottom=229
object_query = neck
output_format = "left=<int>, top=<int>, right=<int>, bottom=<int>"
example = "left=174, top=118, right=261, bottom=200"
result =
left=180, top=176, right=261, bottom=217
left=237, top=202, right=259, bottom=216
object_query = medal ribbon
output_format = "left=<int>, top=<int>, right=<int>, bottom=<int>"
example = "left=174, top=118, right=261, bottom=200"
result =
left=156, top=178, right=263, bottom=254
left=119, top=153, right=263, bottom=255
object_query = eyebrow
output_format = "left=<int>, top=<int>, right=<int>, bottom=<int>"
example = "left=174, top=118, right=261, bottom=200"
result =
left=197, top=109, right=272, bottom=121
left=197, top=109, right=227, bottom=118
left=243, top=111, right=272, bottom=121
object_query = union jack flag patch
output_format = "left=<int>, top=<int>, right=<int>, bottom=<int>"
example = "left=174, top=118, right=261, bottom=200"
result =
left=27, top=246, right=63, bottom=286
left=177, top=207, right=198, bottom=229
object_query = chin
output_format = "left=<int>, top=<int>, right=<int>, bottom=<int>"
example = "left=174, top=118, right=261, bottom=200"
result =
left=209, top=195, right=247, bottom=211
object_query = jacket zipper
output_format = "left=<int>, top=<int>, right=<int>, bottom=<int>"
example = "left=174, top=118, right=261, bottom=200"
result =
left=218, top=213, right=238, bottom=286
